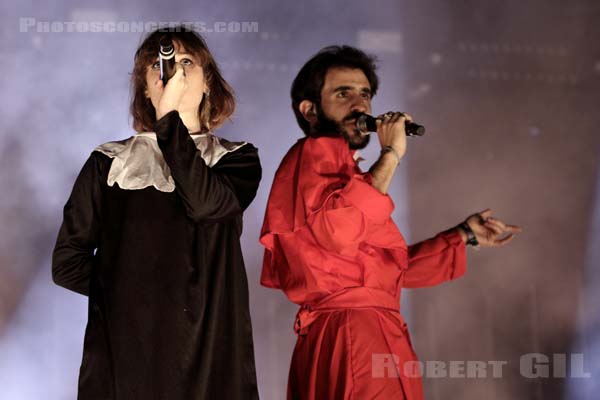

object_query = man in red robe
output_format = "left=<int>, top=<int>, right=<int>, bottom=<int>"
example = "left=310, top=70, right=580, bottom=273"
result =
left=260, top=45, right=521, bottom=400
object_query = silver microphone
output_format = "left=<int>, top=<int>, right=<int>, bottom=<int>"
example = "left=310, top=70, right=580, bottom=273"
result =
left=159, top=36, right=176, bottom=85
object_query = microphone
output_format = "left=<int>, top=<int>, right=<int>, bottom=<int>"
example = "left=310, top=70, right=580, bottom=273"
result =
left=356, top=113, right=425, bottom=137
left=159, top=36, right=176, bottom=86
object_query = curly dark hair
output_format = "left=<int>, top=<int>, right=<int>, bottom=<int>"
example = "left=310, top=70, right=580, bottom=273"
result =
left=130, top=25, right=235, bottom=133
left=291, top=45, right=379, bottom=136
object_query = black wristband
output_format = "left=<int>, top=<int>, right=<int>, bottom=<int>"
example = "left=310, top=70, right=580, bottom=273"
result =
left=459, top=222, right=479, bottom=247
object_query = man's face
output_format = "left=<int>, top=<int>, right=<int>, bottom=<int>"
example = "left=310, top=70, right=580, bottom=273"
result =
left=315, top=67, right=372, bottom=149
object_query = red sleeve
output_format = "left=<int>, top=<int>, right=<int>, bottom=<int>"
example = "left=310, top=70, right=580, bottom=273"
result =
left=307, top=173, right=394, bottom=256
left=260, top=136, right=404, bottom=289
left=403, top=228, right=467, bottom=288
left=300, top=136, right=396, bottom=257
left=260, top=137, right=406, bottom=294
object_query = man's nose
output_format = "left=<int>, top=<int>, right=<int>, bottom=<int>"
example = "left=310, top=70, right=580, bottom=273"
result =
left=350, top=101, right=368, bottom=114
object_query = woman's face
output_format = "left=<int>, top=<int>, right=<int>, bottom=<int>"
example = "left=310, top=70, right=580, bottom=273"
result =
left=145, top=41, right=207, bottom=117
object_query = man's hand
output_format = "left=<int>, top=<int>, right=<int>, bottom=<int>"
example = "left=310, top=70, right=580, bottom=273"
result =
left=155, top=63, right=188, bottom=120
left=460, top=208, right=522, bottom=247
left=375, top=111, right=412, bottom=161
left=370, top=111, right=413, bottom=194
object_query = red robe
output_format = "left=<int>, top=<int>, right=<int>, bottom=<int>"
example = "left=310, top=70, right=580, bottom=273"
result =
left=260, top=136, right=466, bottom=399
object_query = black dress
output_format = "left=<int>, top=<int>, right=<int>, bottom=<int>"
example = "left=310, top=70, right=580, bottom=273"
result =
left=52, top=111, right=261, bottom=399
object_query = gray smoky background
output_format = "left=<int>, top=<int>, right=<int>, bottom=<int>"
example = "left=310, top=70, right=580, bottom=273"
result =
left=1, top=1, right=599, bottom=399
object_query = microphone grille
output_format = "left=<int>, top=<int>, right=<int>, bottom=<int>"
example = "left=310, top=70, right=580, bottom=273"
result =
left=356, top=114, right=369, bottom=133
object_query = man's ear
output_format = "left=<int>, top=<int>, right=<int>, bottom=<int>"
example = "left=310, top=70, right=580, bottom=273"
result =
left=299, top=100, right=317, bottom=124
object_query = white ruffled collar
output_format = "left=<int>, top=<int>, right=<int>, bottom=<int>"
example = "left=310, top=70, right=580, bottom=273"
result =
left=94, top=131, right=247, bottom=192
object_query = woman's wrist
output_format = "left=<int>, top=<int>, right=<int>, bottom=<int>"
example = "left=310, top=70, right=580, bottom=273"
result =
left=156, top=108, right=177, bottom=121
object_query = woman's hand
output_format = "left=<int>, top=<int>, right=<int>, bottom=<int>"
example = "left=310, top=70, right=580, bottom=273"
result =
left=461, top=208, right=522, bottom=247
left=155, top=63, right=188, bottom=120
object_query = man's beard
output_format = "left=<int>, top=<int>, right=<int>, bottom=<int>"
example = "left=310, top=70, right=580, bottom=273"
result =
left=313, top=106, right=370, bottom=150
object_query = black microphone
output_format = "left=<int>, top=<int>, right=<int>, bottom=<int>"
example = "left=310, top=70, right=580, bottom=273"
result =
left=356, top=113, right=425, bottom=137
left=159, top=36, right=176, bottom=86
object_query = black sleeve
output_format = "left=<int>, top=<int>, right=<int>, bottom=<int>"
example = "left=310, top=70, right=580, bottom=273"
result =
left=52, top=152, right=104, bottom=296
left=154, top=111, right=262, bottom=223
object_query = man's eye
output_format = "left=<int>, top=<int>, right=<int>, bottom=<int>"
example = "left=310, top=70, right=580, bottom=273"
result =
left=181, top=58, right=193, bottom=67
left=361, top=92, right=371, bottom=99
left=337, top=92, right=347, bottom=98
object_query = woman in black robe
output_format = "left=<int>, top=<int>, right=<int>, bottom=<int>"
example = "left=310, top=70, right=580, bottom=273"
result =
left=52, top=26, right=261, bottom=399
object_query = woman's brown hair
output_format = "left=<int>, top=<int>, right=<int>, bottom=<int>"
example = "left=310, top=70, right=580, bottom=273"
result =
left=130, top=25, right=235, bottom=133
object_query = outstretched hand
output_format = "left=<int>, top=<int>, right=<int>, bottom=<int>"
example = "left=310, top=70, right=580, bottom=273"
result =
left=464, top=208, right=522, bottom=247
